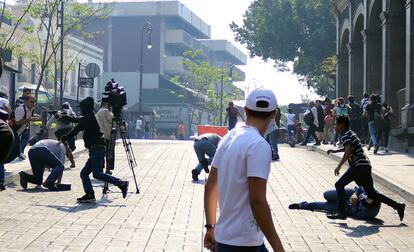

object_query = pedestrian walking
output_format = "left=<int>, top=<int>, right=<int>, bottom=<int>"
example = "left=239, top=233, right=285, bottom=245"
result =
left=378, top=102, right=393, bottom=153
left=286, top=108, right=297, bottom=147
left=204, top=87, right=285, bottom=252
left=323, top=98, right=334, bottom=144
left=316, top=100, right=325, bottom=144
left=144, top=122, right=150, bottom=139
left=360, top=93, right=370, bottom=143
left=332, top=97, right=348, bottom=146
left=347, top=95, right=362, bottom=137
left=178, top=121, right=185, bottom=140
left=326, top=116, right=405, bottom=220
left=135, top=116, right=143, bottom=139
left=301, top=101, right=320, bottom=146
left=224, top=101, right=244, bottom=130
left=364, top=94, right=382, bottom=154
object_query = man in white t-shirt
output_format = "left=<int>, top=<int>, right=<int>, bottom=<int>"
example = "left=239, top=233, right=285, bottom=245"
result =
left=204, top=87, right=285, bottom=252
left=136, top=116, right=143, bottom=139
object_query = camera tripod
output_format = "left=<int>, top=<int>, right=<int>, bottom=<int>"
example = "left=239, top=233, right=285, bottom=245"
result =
left=103, top=111, right=140, bottom=195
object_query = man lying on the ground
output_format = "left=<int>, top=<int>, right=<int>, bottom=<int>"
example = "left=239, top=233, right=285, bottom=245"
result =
left=289, top=186, right=381, bottom=220
left=19, top=139, right=74, bottom=191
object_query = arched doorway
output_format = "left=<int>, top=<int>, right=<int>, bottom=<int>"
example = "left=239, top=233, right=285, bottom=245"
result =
left=338, top=29, right=349, bottom=98
left=367, top=0, right=382, bottom=95
left=350, top=15, right=364, bottom=101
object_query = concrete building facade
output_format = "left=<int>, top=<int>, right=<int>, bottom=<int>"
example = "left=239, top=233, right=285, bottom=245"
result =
left=332, top=0, right=414, bottom=151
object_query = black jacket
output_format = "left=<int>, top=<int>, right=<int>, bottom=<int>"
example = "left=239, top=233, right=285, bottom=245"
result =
left=63, top=112, right=105, bottom=150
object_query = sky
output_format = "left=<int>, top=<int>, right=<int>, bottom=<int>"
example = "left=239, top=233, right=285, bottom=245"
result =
left=178, top=0, right=317, bottom=105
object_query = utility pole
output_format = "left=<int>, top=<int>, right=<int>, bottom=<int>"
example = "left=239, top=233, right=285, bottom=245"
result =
left=138, top=22, right=152, bottom=117
left=58, top=0, right=64, bottom=106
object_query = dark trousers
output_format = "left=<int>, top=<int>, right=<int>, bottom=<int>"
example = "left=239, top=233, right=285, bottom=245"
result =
left=350, top=119, right=361, bottom=138
left=303, top=124, right=319, bottom=144
left=378, top=121, right=391, bottom=148
left=55, top=128, right=76, bottom=151
left=335, top=165, right=399, bottom=213
left=26, top=147, right=64, bottom=185
left=216, top=242, right=268, bottom=252
left=20, top=129, right=30, bottom=154
left=228, top=120, right=237, bottom=130
left=80, top=147, right=121, bottom=194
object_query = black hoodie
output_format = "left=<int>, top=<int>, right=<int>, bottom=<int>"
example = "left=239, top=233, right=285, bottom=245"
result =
left=62, top=97, right=105, bottom=150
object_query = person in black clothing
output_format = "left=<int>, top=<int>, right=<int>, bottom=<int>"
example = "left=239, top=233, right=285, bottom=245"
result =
left=0, top=108, right=14, bottom=191
left=315, top=100, right=325, bottom=143
left=326, top=116, right=405, bottom=220
left=224, top=102, right=244, bottom=130
left=377, top=102, right=393, bottom=153
left=61, top=97, right=128, bottom=203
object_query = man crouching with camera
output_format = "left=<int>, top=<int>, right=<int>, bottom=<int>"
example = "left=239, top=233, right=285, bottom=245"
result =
left=61, top=97, right=128, bottom=203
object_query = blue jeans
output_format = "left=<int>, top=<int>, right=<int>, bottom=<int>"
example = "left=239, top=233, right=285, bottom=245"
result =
left=81, top=147, right=121, bottom=194
left=26, top=147, right=64, bottom=185
left=193, top=139, right=216, bottom=175
left=268, top=129, right=278, bottom=156
left=20, top=129, right=30, bottom=154
left=300, top=189, right=355, bottom=213
left=216, top=242, right=268, bottom=252
left=287, top=125, right=296, bottom=143
left=368, top=121, right=378, bottom=146
left=195, top=158, right=212, bottom=174
left=0, top=164, right=4, bottom=182
left=228, top=120, right=237, bottom=130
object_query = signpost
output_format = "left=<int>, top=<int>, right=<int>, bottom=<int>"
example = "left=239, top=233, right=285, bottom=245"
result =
left=76, top=62, right=101, bottom=113
left=79, top=77, right=94, bottom=88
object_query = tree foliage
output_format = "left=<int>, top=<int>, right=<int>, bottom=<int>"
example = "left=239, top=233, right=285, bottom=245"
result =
left=230, top=0, right=336, bottom=97
left=171, top=50, right=243, bottom=126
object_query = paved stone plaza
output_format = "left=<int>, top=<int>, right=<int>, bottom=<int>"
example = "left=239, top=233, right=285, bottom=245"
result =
left=0, top=141, right=413, bottom=251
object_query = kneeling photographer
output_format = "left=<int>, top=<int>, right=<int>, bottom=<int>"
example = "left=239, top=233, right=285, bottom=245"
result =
left=19, top=139, right=74, bottom=191
left=61, top=97, right=128, bottom=203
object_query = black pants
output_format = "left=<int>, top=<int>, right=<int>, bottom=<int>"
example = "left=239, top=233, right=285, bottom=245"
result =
left=216, top=242, right=268, bottom=252
left=350, top=119, right=362, bottom=138
left=335, top=165, right=399, bottom=213
left=377, top=121, right=391, bottom=148
left=303, top=124, right=319, bottom=144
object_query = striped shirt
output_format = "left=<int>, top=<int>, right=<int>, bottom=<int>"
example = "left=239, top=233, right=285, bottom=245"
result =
left=341, top=130, right=370, bottom=167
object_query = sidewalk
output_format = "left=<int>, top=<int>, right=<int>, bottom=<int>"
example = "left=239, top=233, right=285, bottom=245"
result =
left=301, top=143, right=414, bottom=203
left=3, top=140, right=87, bottom=185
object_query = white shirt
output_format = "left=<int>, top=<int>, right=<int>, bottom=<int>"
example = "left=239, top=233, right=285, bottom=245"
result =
left=32, top=139, right=66, bottom=164
left=14, top=104, right=33, bottom=135
left=96, top=107, right=113, bottom=140
left=136, top=119, right=143, bottom=130
left=211, top=124, right=271, bottom=246
left=0, top=97, right=9, bottom=109
left=287, top=113, right=296, bottom=125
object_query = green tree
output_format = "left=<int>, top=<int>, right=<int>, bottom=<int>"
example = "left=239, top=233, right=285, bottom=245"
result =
left=230, top=0, right=336, bottom=97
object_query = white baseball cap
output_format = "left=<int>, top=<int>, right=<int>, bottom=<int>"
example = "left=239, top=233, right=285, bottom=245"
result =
left=245, top=87, right=277, bottom=112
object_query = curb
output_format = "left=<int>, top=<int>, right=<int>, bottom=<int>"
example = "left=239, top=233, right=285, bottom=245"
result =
left=304, top=145, right=414, bottom=204
left=4, top=147, right=89, bottom=186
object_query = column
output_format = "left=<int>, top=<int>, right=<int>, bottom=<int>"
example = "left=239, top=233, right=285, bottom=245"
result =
left=337, top=53, right=349, bottom=98
left=403, top=0, right=414, bottom=127
left=348, top=43, right=364, bottom=100
left=381, top=10, right=406, bottom=127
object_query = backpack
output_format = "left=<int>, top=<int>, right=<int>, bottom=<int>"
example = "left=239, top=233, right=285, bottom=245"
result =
left=304, top=111, right=314, bottom=126
left=8, top=105, right=33, bottom=133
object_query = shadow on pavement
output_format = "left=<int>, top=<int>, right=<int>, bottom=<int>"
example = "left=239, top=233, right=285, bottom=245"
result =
left=33, top=200, right=126, bottom=213
left=336, top=222, right=408, bottom=238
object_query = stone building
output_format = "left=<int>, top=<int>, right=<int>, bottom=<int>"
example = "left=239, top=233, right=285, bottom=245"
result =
left=332, top=0, right=414, bottom=151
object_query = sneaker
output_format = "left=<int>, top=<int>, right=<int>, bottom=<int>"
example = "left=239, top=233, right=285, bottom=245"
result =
left=19, top=171, right=28, bottom=189
left=42, top=181, right=59, bottom=191
left=288, top=203, right=303, bottom=210
left=327, top=211, right=347, bottom=220
left=70, top=163, right=76, bottom=168
left=397, top=203, right=406, bottom=221
left=18, top=153, right=26, bottom=160
left=77, top=193, right=96, bottom=203
left=118, top=181, right=129, bottom=199
left=0, top=183, right=5, bottom=191
left=203, top=165, right=210, bottom=174
left=313, top=142, right=321, bottom=146
left=300, top=143, right=307, bottom=146
left=272, top=154, right=280, bottom=161
left=374, top=145, right=379, bottom=154
left=385, top=147, right=389, bottom=153
left=191, top=169, right=199, bottom=181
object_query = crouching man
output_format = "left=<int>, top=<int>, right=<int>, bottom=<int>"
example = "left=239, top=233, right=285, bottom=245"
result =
left=20, top=139, right=74, bottom=191
left=192, top=133, right=222, bottom=181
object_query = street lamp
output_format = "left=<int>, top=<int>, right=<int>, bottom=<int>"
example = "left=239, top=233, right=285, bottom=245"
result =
left=138, top=22, right=153, bottom=117
left=220, top=62, right=234, bottom=126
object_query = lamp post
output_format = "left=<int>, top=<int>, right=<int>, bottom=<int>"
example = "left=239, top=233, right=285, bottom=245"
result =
left=138, top=22, right=152, bottom=117
left=220, top=63, right=233, bottom=126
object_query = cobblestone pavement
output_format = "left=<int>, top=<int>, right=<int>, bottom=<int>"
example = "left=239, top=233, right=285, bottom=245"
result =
left=0, top=141, right=413, bottom=251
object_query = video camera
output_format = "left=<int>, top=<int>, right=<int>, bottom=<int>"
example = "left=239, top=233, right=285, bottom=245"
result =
left=102, top=79, right=127, bottom=118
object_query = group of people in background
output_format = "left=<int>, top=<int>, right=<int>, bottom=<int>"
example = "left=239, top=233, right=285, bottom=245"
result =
left=298, top=93, right=393, bottom=154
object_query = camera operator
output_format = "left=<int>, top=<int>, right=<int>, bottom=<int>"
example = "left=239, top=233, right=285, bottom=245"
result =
left=0, top=108, right=14, bottom=191
left=95, top=97, right=114, bottom=170
left=19, top=139, right=74, bottom=191
left=47, top=102, right=77, bottom=149
left=61, top=97, right=128, bottom=203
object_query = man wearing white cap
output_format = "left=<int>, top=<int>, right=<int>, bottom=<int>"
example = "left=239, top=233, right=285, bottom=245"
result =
left=204, top=87, right=285, bottom=252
